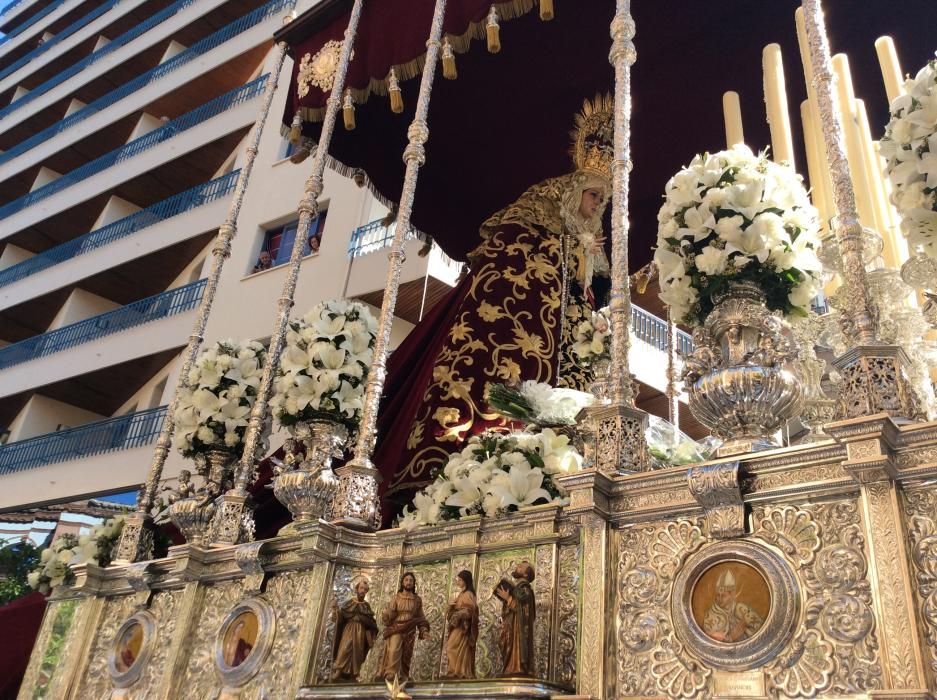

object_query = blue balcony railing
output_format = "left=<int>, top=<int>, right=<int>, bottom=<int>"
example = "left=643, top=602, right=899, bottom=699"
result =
left=0, top=0, right=27, bottom=20
left=0, top=171, right=239, bottom=288
left=348, top=220, right=417, bottom=258
left=0, top=76, right=266, bottom=221
left=0, top=0, right=197, bottom=120
left=0, top=406, right=167, bottom=475
left=0, top=0, right=292, bottom=163
left=632, top=305, right=693, bottom=355
left=0, top=0, right=119, bottom=83
left=0, top=278, right=207, bottom=370
left=0, top=0, right=60, bottom=45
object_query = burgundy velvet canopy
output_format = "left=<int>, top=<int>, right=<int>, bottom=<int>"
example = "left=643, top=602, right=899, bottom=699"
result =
left=278, top=0, right=937, bottom=268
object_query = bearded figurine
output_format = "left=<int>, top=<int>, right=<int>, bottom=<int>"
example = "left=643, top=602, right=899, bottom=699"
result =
left=379, top=96, right=614, bottom=506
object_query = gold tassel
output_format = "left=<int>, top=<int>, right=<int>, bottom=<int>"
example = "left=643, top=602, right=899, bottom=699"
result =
left=388, top=68, right=404, bottom=113
left=442, top=36, right=457, bottom=80
left=289, top=147, right=310, bottom=164
left=540, top=0, right=554, bottom=21
left=486, top=6, right=501, bottom=54
left=342, top=89, right=355, bottom=130
left=288, top=111, right=302, bottom=144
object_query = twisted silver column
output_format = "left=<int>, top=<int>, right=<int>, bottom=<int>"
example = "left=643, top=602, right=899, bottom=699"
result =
left=211, top=0, right=367, bottom=545
left=331, top=0, right=449, bottom=530
left=113, top=35, right=293, bottom=564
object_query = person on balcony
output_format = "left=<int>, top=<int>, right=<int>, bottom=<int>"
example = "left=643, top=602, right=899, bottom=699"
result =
left=252, top=251, right=272, bottom=273
left=375, top=96, right=614, bottom=513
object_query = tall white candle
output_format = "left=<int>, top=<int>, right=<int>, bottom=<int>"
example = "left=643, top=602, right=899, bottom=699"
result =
left=722, top=91, right=745, bottom=147
left=800, top=99, right=833, bottom=231
left=875, top=36, right=905, bottom=105
left=855, top=98, right=900, bottom=267
left=762, top=44, right=795, bottom=166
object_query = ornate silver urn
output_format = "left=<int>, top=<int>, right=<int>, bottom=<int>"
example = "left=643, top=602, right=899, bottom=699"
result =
left=588, top=355, right=612, bottom=402
left=272, top=419, right=346, bottom=530
left=681, top=281, right=804, bottom=455
left=168, top=449, right=234, bottom=546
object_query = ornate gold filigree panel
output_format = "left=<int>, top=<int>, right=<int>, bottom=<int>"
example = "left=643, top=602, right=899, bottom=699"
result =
left=406, top=561, right=450, bottom=681
left=136, top=590, right=182, bottom=697
left=903, top=487, right=937, bottom=689
left=614, top=520, right=708, bottom=699
left=178, top=581, right=245, bottom=697
left=19, top=597, right=90, bottom=700
left=243, top=570, right=320, bottom=697
left=756, top=500, right=883, bottom=696
left=73, top=595, right=137, bottom=698
left=475, top=547, right=535, bottom=678
left=552, top=541, right=580, bottom=689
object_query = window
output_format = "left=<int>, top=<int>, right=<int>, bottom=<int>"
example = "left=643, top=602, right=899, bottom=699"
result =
left=254, top=211, right=328, bottom=272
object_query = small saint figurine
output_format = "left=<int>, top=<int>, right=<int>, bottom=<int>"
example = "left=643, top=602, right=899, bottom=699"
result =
left=376, top=572, right=430, bottom=682
left=330, top=579, right=379, bottom=681
left=444, top=570, right=479, bottom=678
left=496, top=561, right=536, bottom=677
left=152, top=469, right=195, bottom=524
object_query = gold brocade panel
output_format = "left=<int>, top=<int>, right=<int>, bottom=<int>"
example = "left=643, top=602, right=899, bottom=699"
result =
left=20, top=597, right=88, bottom=699
left=72, top=595, right=137, bottom=698
left=178, top=581, right=245, bottom=698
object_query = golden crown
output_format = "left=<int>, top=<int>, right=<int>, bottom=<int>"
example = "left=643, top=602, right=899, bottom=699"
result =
left=571, top=93, right=615, bottom=183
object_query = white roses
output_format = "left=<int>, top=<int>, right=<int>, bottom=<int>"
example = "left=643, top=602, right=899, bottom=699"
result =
left=654, top=145, right=822, bottom=325
left=174, top=339, right=266, bottom=458
left=881, top=55, right=937, bottom=258
left=271, top=299, right=377, bottom=434
left=398, top=430, right=582, bottom=530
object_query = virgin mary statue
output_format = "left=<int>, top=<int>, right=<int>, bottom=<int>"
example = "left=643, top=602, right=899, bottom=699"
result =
left=375, top=96, right=615, bottom=509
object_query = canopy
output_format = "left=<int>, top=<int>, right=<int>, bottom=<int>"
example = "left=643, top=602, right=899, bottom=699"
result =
left=278, top=0, right=937, bottom=266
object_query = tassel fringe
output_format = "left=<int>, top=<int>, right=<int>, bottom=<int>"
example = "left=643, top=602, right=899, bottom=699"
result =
left=486, top=6, right=501, bottom=53
left=288, top=111, right=302, bottom=144
left=388, top=67, right=404, bottom=113
left=343, top=89, right=356, bottom=130
left=442, top=36, right=457, bottom=80
left=289, top=147, right=311, bottom=164
left=540, top=0, right=554, bottom=21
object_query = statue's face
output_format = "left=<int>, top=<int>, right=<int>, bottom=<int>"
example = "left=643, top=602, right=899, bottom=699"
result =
left=356, top=581, right=369, bottom=600
left=454, top=575, right=465, bottom=591
left=402, top=574, right=415, bottom=591
left=578, top=187, right=605, bottom=220
left=715, top=588, right=734, bottom=608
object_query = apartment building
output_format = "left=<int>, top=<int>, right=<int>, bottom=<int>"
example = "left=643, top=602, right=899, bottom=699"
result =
left=0, top=0, right=685, bottom=517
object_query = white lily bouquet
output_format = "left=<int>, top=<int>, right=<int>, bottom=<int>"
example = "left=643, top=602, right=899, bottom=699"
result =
left=28, top=516, right=125, bottom=594
left=654, top=144, right=822, bottom=325
left=486, top=380, right=595, bottom=425
left=398, top=429, right=582, bottom=530
left=881, top=55, right=937, bottom=258
left=572, top=306, right=611, bottom=363
left=173, top=339, right=266, bottom=458
left=271, top=299, right=377, bottom=435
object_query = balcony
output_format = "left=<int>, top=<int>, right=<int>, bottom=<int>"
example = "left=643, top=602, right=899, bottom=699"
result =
left=0, top=0, right=201, bottom=127
left=0, top=0, right=89, bottom=63
left=0, top=0, right=118, bottom=85
left=0, top=405, right=166, bottom=475
left=0, top=75, right=265, bottom=236
left=347, top=219, right=418, bottom=258
left=0, top=0, right=292, bottom=171
left=0, top=171, right=237, bottom=308
left=0, top=406, right=166, bottom=508
left=0, top=278, right=206, bottom=373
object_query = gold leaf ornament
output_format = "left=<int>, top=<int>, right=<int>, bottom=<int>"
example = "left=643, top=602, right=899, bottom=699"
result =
left=297, top=41, right=354, bottom=98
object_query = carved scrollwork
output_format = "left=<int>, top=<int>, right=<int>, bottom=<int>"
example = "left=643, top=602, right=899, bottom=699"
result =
left=552, top=542, right=579, bottom=688
left=687, top=462, right=744, bottom=539
left=756, top=500, right=883, bottom=697
left=904, top=488, right=937, bottom=680
left=650, top=637, right=712, bottom=699
left=650, top=521, right=705, bottom=579
left=753, top=506, right=821, bottom=567
left=769, top=629, right=835, bottom=697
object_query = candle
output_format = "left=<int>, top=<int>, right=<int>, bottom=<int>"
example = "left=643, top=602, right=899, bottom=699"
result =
left=722, top=91, right=745, bottom=147
left=762, top=44, right=795, bottom=166
left=875, top=36, right=905, bottom=106
left=856, top=98, right=902, bottom=267
left=832, top=53, right=877, bottom=234
left=800, top=100, right=833, bottom=231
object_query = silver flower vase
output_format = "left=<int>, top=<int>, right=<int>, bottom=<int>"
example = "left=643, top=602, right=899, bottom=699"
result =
left=272, top=419, right=346, bottom=530
left=681, top=281, right=804, bottom=456
left=169, top=449, right=234, bottom=546
left=588, top=355, right=612, bottom=402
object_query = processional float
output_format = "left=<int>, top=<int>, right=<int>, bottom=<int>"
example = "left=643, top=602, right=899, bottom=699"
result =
left=18, top=0, right=937, bottom=698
